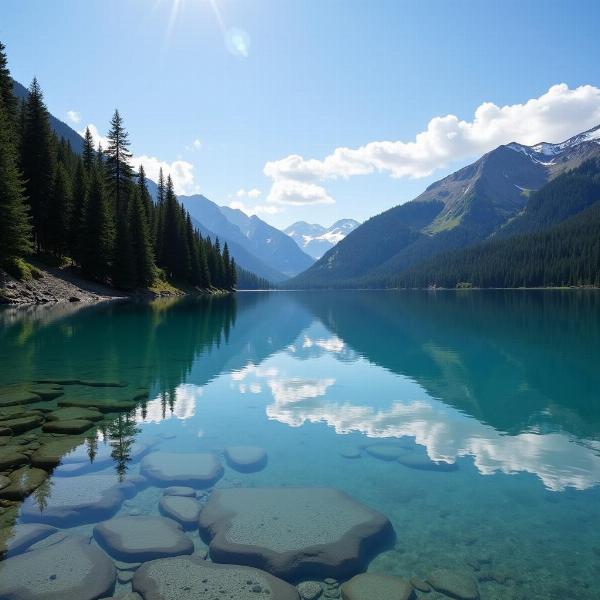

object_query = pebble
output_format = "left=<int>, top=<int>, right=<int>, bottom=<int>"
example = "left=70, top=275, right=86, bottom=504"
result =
left=298, top=581, right=323, bottom=600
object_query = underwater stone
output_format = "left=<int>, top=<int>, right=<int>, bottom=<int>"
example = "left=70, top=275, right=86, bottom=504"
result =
left=0, top=415, right=44, bottom=434
left=29, top=436, right=87, bottom=469
left=426, top=569, right=480, bottom=600
left=140, top=452, right=224, bottom=487
left=28, top=386, right=64, bottom=400
left=298, top=581, right=324, bottom=600
left=0, top=536, right=116, bottom=600
left=340, top=448, right=362, bottom=459
left=159, top=495, right=201, bottom=530
left=224, top=445, right=268, bottom=473
left=365, top=444, right=407, bottom=461
left=0, top=446, right=29, bottom=469
left=397, top=452, right=458, bottom=472
left=409, top=576, right=431, bottom=592
left=0, top=523, right=57, bottom=557
left=94, top=516, right=194, bottom=562
left=58, top=398, right=137, bottom=412
left=20, top=474, right=132, bottom=526
left=46, top=407, right=103, bottom=422
left=0, top=391, right=42, bottom=407
left=0, top=466, right=47, bottom=500
left=163, top=485, right=196, bottom=497
left=42, top=418, right=94, bottom=434
left=198, top=487, right=395, bottom=581
left=0, top=475, right=11, bottom=489
left=340, top=573, right=414, bottom=600
left=132, top=555, right=300, bottom=600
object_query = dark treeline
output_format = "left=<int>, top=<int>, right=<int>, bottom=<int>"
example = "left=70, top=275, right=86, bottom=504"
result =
left=0, top=42, right=236, bottom=291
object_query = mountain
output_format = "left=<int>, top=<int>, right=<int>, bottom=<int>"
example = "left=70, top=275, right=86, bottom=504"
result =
left=179, top=194, right=314, bottom=280
left=396, top=156, right=600, bottom=288
left=179, top=195, right=290, bottom=282
left=289, top=124, right=600, bottom=288
left=220, top=206, right=314, bottom=276
left=13, top=80, right=84, bottom=153
left=284, top=219, right=360, bottom=259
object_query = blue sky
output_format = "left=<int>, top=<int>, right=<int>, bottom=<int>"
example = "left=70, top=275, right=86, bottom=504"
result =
left=3, top=0, right=600, bottom=229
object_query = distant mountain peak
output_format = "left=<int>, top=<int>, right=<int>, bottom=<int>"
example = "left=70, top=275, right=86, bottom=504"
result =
left=284, top=219, right=360, bottom=259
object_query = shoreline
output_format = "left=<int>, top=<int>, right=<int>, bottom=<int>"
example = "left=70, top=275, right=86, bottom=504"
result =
left=0, top=261, right=230, bottom=307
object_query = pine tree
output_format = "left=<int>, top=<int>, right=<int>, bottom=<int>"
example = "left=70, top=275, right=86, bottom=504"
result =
left=137, top=165, right=154, bottom=235
left=222, top=242, right=231, bottom=289
left=46, top=161, right=73, bottom=257
left=0, top=42, right=17, bottom=126
left=70, top=158, right=88, bottom=263
left=0, top=96, right=32, bottom=262
left=81, top=168, right=114, bottom=282
left=154, top=168, right=165, bottom=259
left=105, top=109, right=133, bottom=215
left=128, top=186, right=155, bottom=287
left=197, top=234, right=211, bottom=288
left=160, top=175, right=186, bottom=279
left=20, top=77, right=56, bottom=251
left=82, top=126, right=95, bottom=171
left=230, top=256, right=237, bottom=289
left=112, top=217, right=135, bottom=290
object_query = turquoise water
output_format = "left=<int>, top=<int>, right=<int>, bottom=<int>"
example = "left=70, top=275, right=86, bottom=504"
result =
left=1, top=291, right=600, bottom=599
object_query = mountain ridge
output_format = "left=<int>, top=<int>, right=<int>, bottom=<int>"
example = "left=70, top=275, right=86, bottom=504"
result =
left=284, top=219, right=360, bottom=259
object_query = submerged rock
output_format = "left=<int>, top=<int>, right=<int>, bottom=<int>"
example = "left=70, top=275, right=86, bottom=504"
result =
left=46, top=407, right=103, bottom=422
left=340, top=573, right=415, bottom=600
left=340, top=448, right=362, bottom=459
left=28, top=385, right=64, bottom=400
left=162, top=486, right=196, bottom=497
left=397, top=453, right=458, bottom=472
left=426, top=569, right=479, bottom=600
left=409, top=576, right=431, bottom=592
left=0, top=446, right=29, bottom=469
left=21, top=474, right=134, bottom=526
left=298, top=581, right=323, bottom=600
left=159, top=495, right=201, bottom=530
left=0, top=536, right=116, bottom=600
left=0, top=466, right=47, bottom=500
left=94, top=516, right=194, bottom=562
left=140, top=451, right=223, bottom=487
left=42, top=418, right=94, bottom=434
left=30, top=436, right=87, bottom=469
left=0, top=523, right=57, bottom=557
left=198, top=487, right=394, bottom=581
left=365, top=444, right=406, bottom=461
left=132, top=555, right=300, bottom=600
left=0, top=391, right=41, bottom=407
left=224, top=445, right=268, bottom=473
left=0, top=415, right=44, bottom=434
left=58, top=398, right=137, bottom=412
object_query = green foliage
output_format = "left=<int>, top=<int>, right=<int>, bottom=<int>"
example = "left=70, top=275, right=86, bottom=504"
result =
left=128, top=186, right=155, bottom=288
left=46, top=161, right=73, bottom=257
left=105, top=109, right=133, bottom=214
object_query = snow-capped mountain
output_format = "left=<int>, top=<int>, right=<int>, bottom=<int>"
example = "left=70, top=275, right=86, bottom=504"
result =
left=285, top=219, right=360, bottom=259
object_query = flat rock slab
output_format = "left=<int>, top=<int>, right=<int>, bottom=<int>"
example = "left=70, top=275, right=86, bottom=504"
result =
left=159, top=496, right=201, bottom=530
left=0, top=391, right=42, bottom=407
left=365, top=444, right=407, bottom=461
left=94, top=516, right=194, bottom=562
left=341, top=573, right=414, bottom=600
left=58, top=398, right=137, bottom=413
left=163, top=486, right=196, bottom=497
left=132, top=555, right=300, bottom=600
left=0, top=536, right=116, bottom=600
left=427, top=569, right=479, bottom=600
left=21, top=474, right=134, bottom=526
left=47, top=407, right=103, bottom=422
left=397, top=452, right=458, bottom=472
left=30, top=436, right=87, bottom=469
left=198, top=487, right=394, bottom=581
left=0, top=467, right=48, bottom=500
left=225, top=445, right=268, bottom=473
left=28, top=386, right=64, bottom=400
left=140, top=452, right=223, bottom=487
left=42, top=419, right=94, bottom=434
left=0, top=415, right=44, bottom=434
left=0, top=523, right=57, bottom=558
left=0, top=447, right=29, bottom=469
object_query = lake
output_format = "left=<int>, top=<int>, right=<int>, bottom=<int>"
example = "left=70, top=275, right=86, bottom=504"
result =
left=1, top=290, right=599, bottom=600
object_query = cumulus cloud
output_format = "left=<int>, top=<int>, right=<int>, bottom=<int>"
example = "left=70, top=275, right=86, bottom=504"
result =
left=80, top=123, right=197, bottom=195
left=67, top=110, right=80, bottom=124
left=131, top=155, right=196, bottom=195
left=229, top=200, right=281, bottom=217
left=263, top=83, right=600, bottom=204
left=192, top=138, right=202, bottom=150
left=235, top=187, right=261, bottom=199
left=267, top=180, right=334, bottom=206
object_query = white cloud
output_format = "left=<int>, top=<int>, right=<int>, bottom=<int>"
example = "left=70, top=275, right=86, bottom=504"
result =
left=132, top=155, right=196, bottom=196
left=80, top=123, right=197, bottom=196
left=192, top=138, right=202, bottom=150
left=67, top=110, right=80, bottom=124
left=229, top=200, right=281, bottom=217
left=267, top=179, right=334, bottom=206
left=235, top=187, right=262, bottom=199
left=263, top=83, right=600, bottom=203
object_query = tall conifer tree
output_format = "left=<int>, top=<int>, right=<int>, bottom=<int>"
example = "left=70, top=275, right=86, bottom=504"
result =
left=82, top=126, right=95, bottom=171
left=105, top=109, right=133, bottom=214
left=46, top=161, right=73, bottom=256
left=129, top=186, right=155, bottom=287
